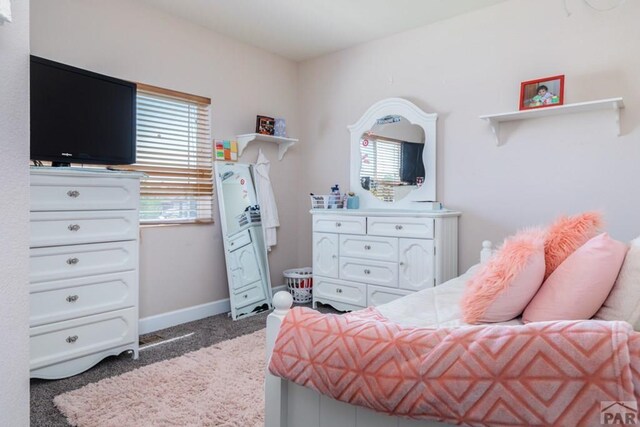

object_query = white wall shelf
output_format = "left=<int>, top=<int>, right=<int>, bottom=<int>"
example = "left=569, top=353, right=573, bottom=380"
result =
left=236, top=133, right=298, bottom=160
left=479, top=97, right=624, bottom=145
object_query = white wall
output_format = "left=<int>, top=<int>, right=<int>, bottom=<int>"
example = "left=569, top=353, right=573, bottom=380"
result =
left=297, top=0, right=640, bottom=271
left=0, top=0, right=30, bottom=425
left=30, top=0, right=301, bottom=317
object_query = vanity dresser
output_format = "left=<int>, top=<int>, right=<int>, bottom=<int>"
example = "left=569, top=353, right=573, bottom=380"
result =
left=312, top=210, right=459, bottom=311
left=312, top=98, right=460, bottom=312
left=29, top=167, right=142, bottom=379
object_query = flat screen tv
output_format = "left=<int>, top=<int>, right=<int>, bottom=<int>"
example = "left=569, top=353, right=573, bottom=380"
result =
left=30, top=55, right=136, bottom=166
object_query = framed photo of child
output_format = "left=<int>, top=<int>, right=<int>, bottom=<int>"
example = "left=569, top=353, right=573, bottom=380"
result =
left=519, top=75, right=564, bottom=110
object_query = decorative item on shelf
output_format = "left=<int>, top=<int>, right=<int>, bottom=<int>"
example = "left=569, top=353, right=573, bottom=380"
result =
left=519, top=75, right=564, bottom=110
left=346, top=192, right=360, bottom=209
left=214, top=139, right=239, bottom=161
left=256, top=115, right=275, bottom=135
left=274, top=118, right=286, bottom=137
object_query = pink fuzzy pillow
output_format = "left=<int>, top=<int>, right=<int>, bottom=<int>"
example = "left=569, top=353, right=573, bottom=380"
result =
left=523, top=233, right=627, bottom=323
left=544, top=211, right=603, bottom=279
left=461, top=229, right=546, bottom=324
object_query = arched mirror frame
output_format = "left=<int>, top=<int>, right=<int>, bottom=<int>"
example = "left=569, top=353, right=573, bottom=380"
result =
left=348, top=98, right=437, bottom=210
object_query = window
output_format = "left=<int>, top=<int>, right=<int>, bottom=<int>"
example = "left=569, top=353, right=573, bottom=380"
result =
left=360, top=136, right=403, bottom=201
left=121, top=84, right=213, bottom=224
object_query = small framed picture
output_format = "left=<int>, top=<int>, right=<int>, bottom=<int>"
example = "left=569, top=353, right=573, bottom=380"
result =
left=519, top=75, right=564, bottom=110
left=256, top=115, right=275, bottom=135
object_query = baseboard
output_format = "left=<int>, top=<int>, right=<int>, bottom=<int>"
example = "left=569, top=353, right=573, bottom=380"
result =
left=138, top=285, right=288, bottom=334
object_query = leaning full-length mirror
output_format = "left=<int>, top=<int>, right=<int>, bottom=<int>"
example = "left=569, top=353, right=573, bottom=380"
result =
left=215, top=162, right=272, bottom=320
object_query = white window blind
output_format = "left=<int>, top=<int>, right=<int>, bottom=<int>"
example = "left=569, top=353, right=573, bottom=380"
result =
left=120, top=84, right=213, bottom=223
left=360, top=137, right=402, bottom=183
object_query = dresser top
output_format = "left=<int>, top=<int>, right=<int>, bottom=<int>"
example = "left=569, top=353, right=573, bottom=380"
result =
left=310, top=208, right=461, bottom=218
left=30, top=166, right=145, bottom=179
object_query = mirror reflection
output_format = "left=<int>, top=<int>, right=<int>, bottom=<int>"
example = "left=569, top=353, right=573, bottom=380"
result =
left=215, top=162, right=272, bottom=320
left=359, top=115, right=425, bottom=202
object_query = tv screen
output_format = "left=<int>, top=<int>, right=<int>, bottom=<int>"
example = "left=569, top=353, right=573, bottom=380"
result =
left=30, top=56, right=136, bottom=165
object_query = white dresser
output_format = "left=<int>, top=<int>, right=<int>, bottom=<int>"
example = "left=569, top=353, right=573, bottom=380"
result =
left=311, top=209, right=460, bottom=312
left=29, top=168, right=142, bottom=379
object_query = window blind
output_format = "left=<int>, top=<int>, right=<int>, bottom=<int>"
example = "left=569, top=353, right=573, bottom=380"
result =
left=120, top=84, right=213, bottom=223
left=360, top=137, right=402, bottom=184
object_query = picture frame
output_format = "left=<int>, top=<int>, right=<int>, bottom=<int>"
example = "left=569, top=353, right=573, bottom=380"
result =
left=519, top=75, right=565, bottom=111
left=256, top=115, right=275, bottom=135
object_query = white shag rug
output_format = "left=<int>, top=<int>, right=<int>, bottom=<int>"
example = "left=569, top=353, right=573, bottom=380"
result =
left=54, top=329, right=266, bottom=427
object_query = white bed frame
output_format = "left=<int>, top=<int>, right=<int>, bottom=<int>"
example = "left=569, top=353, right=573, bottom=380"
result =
left=265, top=241, right=495, bottom=427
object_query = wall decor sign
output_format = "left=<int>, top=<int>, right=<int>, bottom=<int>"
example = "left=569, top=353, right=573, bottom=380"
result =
left=256, top=115, right=275, bottom=135
left=519, top=75, right=564, bottom=110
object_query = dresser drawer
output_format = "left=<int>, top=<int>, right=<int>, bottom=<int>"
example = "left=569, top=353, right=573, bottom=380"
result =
left=30, top=210, right=138, bottom=248
left=31, top=174, right=139, bottom=211
left=30, top=307, right=137, bottom=371
left=234, top=283, right=266, bottom=309
left=339, top=235, right=398, bottom=262
left=313, top=215, right=366, bottom=235
left=367, top=285, right=411, bottom=307
left=30, top=271, right=137, bottom=327
left=367, top=217, right=434, bottom=239
left=340, top=257, right=398, bottom=287
left=30, top=241, right=138, bottom=283
left=314, top=277, right=366, bottom=307
left=228, top=228, right=252, bottom=251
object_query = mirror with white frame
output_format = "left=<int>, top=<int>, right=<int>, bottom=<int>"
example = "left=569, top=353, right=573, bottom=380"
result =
left=349, top=98, right=437, bottom=209
left=215, top=162, right=272, bottom=320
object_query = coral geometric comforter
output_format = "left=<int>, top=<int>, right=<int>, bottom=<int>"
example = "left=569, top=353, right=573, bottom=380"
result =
left=269, top=307, right=640, bottom=426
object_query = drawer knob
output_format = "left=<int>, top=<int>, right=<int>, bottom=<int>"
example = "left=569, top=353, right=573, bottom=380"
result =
left=332, top=255, right=337, bottom=259
left=230, top=242, right=234, bottom=246
left=364, top=245, right=371, bottom=250
left=66, top=295, right=79, bottom=303
left=66, top=335, right=79, bottom=344
left=335, top=222, right=342, bottom=227
left=399, top=262, right=405, bottom=266
left=66, top=257, right=79, bottom=265
left=243, top=294, right=248, bottom=299
left=364, top=269, right=371, bottom=275
left=336, top=288, right=343, bottom=294
left=68, top=224, right=81, bottom=232
left=395, top=225, right=404, bottom=230
left=67, top=190, right=80, bottom=198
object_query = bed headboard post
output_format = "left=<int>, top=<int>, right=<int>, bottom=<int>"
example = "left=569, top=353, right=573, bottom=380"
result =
left=265, top=291, right=292, bottom=427
left=480, top=240, right=494, bottom=264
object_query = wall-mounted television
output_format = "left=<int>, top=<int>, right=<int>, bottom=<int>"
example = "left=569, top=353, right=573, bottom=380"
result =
left=30, top=55, right=136, bottom=166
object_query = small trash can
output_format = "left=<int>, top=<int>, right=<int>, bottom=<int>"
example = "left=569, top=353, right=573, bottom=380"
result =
left=283, top=267, right=313, bottom=304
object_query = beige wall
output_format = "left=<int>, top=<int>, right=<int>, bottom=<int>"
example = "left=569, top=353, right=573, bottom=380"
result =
left=30, top=0, right=301, bottom=317
left=296, top=0, right=640, bottom=272
left=0, top=0, right=30, bottom=424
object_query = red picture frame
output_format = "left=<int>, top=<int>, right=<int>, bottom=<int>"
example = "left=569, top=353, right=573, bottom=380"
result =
left=519, top=75, right=565, bottom=111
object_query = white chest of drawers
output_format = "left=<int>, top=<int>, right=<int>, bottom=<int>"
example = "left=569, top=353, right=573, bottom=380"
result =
left=311, top=209, right=460, bottom=312
left=29, top=168, right=142, bottom=379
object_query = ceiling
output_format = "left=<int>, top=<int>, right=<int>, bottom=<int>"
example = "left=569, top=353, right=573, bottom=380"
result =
left=134, top=0, right=509, bottom=61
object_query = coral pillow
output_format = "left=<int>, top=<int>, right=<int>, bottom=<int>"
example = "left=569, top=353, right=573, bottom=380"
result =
left=595, top=236, right=638, bottom=329
left=544, top=211, right=603, bottom=279
left=523, top=233, right=627, bottom=323
left=461, top=229, right=546, bottom=324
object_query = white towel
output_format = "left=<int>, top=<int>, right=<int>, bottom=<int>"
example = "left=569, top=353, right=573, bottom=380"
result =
left=0, top=0, right=12, bottom=23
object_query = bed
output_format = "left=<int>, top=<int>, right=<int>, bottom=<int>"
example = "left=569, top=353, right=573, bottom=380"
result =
left=264, top=241, right=640, bottom=427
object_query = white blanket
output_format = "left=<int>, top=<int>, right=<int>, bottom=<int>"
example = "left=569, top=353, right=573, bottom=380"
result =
left=377, top=265, right=524, bottom=328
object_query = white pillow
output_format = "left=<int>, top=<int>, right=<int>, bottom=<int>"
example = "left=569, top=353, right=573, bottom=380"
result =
left=594, top=236, right=639, bottom=329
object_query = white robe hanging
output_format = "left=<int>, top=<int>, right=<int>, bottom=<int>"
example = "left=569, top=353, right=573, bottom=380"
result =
left=0, top=0, right=12, bottom=23
left=254, top=149, right=280, bottom=251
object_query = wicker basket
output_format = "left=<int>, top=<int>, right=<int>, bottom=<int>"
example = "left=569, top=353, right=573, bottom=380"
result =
left=310, top=194, right=344, bottom=209
left=283, top=267, right=313, bottom=304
